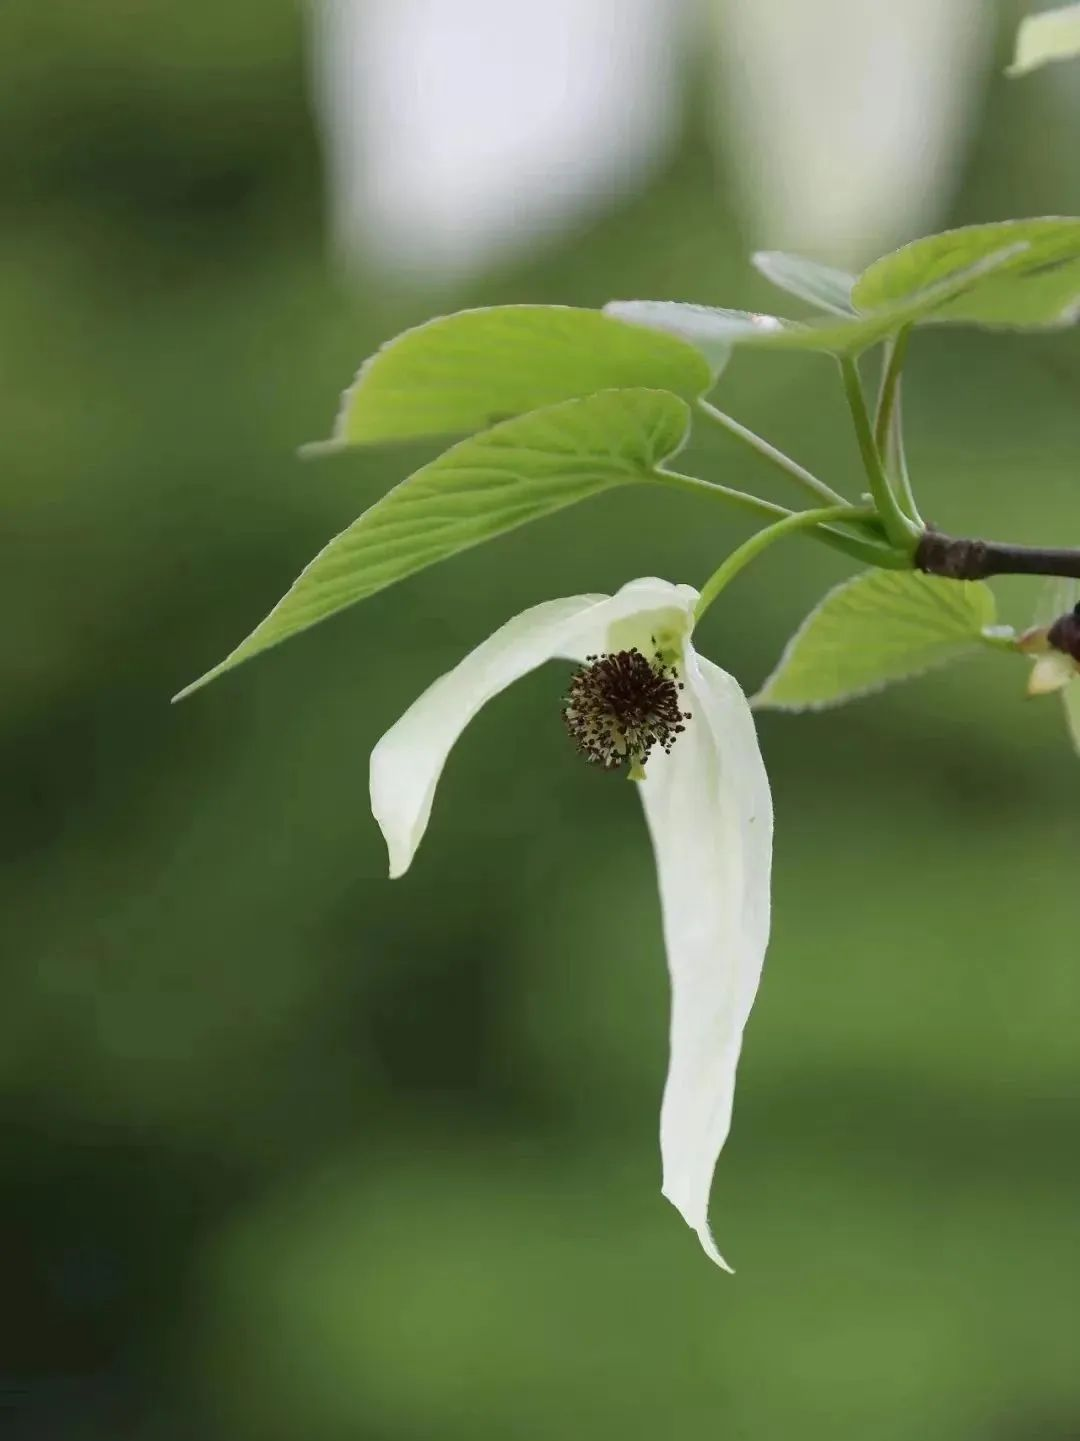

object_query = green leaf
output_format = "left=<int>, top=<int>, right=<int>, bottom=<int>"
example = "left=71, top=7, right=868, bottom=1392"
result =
left=753, top=569, right=998, bottom=712
left=852, top=218, right=1080, bottom=329
left=751, top=251, right=856, bottom=315
left=176, top=389, right=690, bottom=698
left=1008, top=4, right=1080, bottom=75
left=606, top=244, right=1023, bottom=359
left=311, top=305, right=713, bottom=451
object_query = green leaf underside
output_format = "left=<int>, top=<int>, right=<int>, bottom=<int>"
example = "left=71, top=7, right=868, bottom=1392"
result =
left=605, top=243, right=1024, bottom=358
left=852, top=218, right=1080, bottom=328
left=753, top=570, right=997, bottom=712
left=1008, top=4, right=1080, bottom=76
left=751, top=251, right=856, bottom=315
left=175, top=389, right=691, bottom=699
left=602, top=302, right=789, bottom=364
left=316, top=305, right=713, bottom=450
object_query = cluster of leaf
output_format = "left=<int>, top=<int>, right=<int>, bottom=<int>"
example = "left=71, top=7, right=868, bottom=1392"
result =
left=178, top=218, right=1080, bottom=719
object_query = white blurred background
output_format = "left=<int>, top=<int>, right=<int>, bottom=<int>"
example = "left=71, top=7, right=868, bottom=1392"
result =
left=313, top=0, right=996, bottom=281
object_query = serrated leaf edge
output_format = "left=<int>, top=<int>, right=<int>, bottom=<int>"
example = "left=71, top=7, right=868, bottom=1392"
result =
left=751, top=571, right=996, bottom=714
left=852, top=217, right=1080, bottom=326
left=313, top=304, right=711, bottom=452
left=175, top=388, right=692, bottom=701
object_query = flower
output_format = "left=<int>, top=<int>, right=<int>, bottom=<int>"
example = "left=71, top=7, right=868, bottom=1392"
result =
left=369, top=577, right=773, bottom=1268
left=1017, top=580, right=1080, bottom=752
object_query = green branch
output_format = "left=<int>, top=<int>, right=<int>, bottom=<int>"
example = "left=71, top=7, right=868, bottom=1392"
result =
left=873, top=329, right=923, bottom=525
left=873, top=329, right=909, bottom=457
left=839, top=355, right=919, bottom=551
left=656, top=468, right=795, bottom=523
left=696, top=506, right=876, bottom=620
left=656, top=468, right=907, bottom=571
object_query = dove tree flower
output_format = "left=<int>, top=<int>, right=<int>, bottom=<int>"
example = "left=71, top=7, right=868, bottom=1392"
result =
left=369, top=576, right=771, bottom=1268
left=178, top=216, right=1080, bottom=1271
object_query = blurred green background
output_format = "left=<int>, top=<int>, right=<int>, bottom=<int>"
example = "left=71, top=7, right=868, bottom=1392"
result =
left=4, top=3, right=1080, bottom=1438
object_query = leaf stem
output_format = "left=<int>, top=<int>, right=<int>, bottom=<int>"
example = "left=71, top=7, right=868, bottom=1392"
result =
left=873, top=328, right=923, bottom=525
left=873, top=328, right=908, bottom=457
left=655, top=468, right=793, bottom=523
left=695, top=398, right=849, bottom=507
left=839, top=355, right=919, bottom=550
left=887, top=391, right=923, bottom=527
left=695, top=506, right=876, bottom=621
left=654, top=469, right=903, bottom=569
left=979, top=627, right=1020, bottom=653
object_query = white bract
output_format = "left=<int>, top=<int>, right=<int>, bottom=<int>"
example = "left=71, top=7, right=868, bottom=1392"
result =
left=1024, top=644, right=1078, bottom=698
left=1019, top=579, right=1080, bottom=754
left=369, top=577, right=773, bottom=1268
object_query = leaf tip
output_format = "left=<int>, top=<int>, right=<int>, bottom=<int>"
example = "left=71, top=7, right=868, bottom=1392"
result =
left=171, top=670, right=216, bottom=704
left=298, top=438, right=347, bottom=461
left=172, top=652, right=246, bottom=703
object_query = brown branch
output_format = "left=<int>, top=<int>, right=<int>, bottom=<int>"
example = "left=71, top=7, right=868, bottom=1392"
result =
left=915, top=530, right=1080, bottom=582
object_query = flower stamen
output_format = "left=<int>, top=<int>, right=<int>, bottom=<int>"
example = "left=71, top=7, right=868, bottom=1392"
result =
left=562, top=645, right=691, bottom=773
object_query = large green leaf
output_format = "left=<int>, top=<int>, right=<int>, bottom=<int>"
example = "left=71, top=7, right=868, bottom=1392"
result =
left=1008, top=4, right=1080, bottom=75
left=176, top=389, right=691, bottom=698
left=605, top=244, right=1022, bottom=359
left=753, top=569, right=998, bottom=712
left=751, top=251, right=856, bottom=315
left=852, top=218, right=1080, bottom=328
left=312, top=305, right=713, bottom=451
